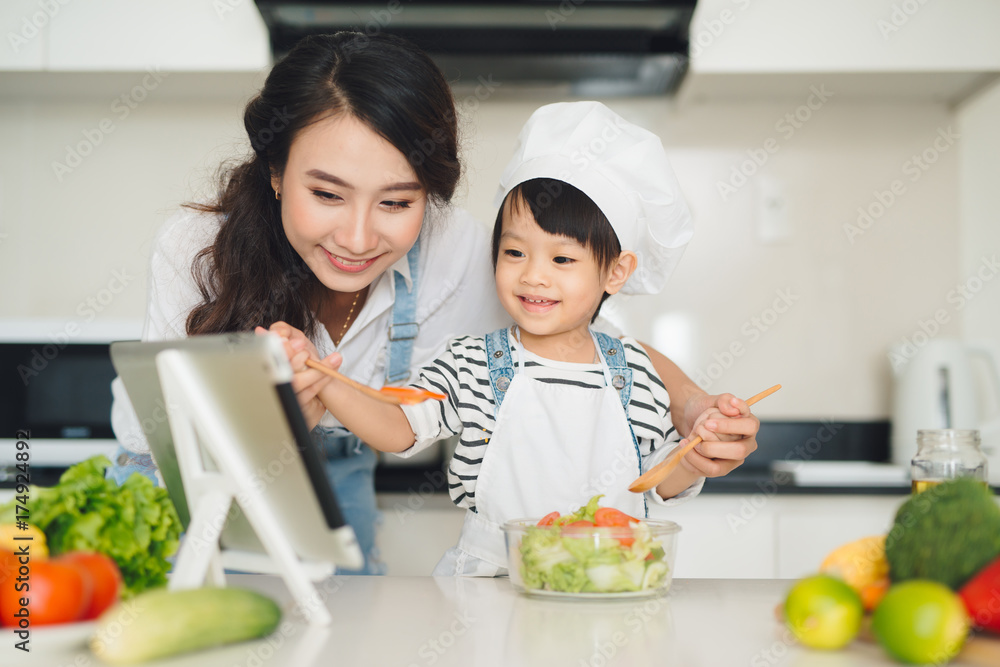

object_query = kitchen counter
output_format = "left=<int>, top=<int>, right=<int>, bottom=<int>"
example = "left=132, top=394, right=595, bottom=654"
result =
left=8, top=576, right=993, bottom=666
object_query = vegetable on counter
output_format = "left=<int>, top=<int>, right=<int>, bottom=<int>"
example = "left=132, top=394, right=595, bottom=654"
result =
left=783, top=574, right=863, bottom=650
left=1, top=550, right=91, bottom=626
left=779, top=479, right=1000, bottom=664
left=959, top=553, right=1000, bottom=634
left=0, top=548, right=124, bottom=626
left=519, top=495, right=668, bottom=594
left=61, top=551, right=123, bottom=620
left=90, top=586, right=283, bottom=665
left=819, top=535, right=890, bottom=612
left=0, top=522, right=48, bottom=557
left=885, top=478, right=1000, bottom=590
left=871, top=580, right=970, bottom=665
left=0, top=455, right=181, bottom=596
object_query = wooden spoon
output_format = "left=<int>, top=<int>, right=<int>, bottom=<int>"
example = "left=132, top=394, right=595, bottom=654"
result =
left=628, top=384, right=782, bottom=493
left=304, top=359, right=446, bottom=405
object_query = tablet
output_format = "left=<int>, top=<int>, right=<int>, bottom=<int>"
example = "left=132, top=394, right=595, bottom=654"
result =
left=110, top=333, right=362, bottom=570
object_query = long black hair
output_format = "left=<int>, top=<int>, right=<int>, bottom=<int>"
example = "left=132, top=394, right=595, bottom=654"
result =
left=186, top=32, right=460, bottom=337
left=492, top=178, right=622, bottom=322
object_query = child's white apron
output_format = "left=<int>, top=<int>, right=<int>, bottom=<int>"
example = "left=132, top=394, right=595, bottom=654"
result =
left=445, top=326, right=647, bottom=574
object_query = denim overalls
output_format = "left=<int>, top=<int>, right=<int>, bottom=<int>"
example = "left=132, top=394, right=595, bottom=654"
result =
left=108, top=239, right=422, bottom=576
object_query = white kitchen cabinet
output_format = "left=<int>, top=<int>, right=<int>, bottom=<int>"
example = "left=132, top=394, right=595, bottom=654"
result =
left=49, top=0, right=269, bottom=71
left=681, top=0, right=1000, bottom=104
left=775, top=496, right=901, bottom=579
left=0, top=0, right=48, bottom=70
left=1, top=0, right=270, bottom=72
left=374, top=492, right=781, bottom=578
left=376, top=494, right=466, bottom=576
left=691, top=0, right=1000, bottom=74
left=0, top=486, right=910, bottom=578
left=650, top=495, right=778, bottom=579
left=659, top=494, right=906, bottom=579
left=0, top=486, right=913, bottom=578
left=374, top=492, right=909, bottom=579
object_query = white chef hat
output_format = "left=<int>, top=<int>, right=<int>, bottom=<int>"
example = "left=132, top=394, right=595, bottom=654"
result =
left=495, top=101, right=693, bottom=295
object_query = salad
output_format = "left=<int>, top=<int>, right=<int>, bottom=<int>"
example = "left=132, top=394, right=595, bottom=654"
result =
left=517, top=496, right=670, bottom=594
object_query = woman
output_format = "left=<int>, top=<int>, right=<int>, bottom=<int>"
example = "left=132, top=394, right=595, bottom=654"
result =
left=110, top=32, right=760, bottom=575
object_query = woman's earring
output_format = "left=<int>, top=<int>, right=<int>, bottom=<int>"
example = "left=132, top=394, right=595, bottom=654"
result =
left=275, top=190, right=281, bottom=200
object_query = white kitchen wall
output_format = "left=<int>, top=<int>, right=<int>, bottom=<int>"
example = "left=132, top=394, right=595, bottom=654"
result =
left=955, top=79, right=1000, bottom=431
left=957, top=80, right=1000, bottom=341
left=460, top=94, right=962, bottom=421
left=0, top=81, right=977, bottom=419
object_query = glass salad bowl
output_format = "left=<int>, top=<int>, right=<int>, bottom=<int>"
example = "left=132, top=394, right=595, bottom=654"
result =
left=503, top=516, right=681, bottom=599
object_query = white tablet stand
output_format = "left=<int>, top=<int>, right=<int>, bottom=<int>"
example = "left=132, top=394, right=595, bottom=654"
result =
left=156, top=348, right=334, bottom=626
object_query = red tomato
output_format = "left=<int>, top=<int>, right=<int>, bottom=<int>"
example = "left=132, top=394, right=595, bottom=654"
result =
left=0, top=549, right=20, bottom=627
left=0, top=549, right=15, bottom=583
left=566, top=520, right=595, bottom=527
left=959, top=554, right=1000, bottom=633
left=1, top=558, right=91, bottom=626
left=536, top=512, right=560, bottom=527
left=594, top=507, right=638, bottom=547
left=59, top=552, right=123, bottom=620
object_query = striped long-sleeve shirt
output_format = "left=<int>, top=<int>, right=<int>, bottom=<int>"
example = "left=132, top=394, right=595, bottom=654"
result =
left=398, top=334, right=702, bottom=511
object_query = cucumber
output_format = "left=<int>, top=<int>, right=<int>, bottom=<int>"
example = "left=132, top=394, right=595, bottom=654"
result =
left=90, top=586, right=282, bottom=665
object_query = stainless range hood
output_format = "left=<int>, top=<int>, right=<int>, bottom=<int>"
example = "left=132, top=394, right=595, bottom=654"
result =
left=253, top=1, right=697, bottom=96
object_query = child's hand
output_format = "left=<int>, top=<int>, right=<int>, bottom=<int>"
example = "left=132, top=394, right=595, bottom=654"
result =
left=255, top=322, right=343, bottom=430
left=678, top=394, right=760, bottom=478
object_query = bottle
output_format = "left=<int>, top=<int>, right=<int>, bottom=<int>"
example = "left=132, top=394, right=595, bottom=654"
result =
left=910, top=429, right=988, bottom=493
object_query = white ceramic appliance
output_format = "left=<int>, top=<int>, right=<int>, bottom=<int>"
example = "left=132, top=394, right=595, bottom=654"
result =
left=890, top=338, right=1000, bottom=483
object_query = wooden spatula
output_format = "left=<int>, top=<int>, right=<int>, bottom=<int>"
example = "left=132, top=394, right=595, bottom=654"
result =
left=305, top=359, right=446, bottom=405
left=628, top=384, right=782, bottom=493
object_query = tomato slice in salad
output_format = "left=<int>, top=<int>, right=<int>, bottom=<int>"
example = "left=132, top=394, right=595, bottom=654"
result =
left=594, top=507, right=638, bottom=546
left=536, top=512, right=560, bottom=527
left=566, top=520, right=595, bottom=527
left=594, top=508, right=637, bottom=527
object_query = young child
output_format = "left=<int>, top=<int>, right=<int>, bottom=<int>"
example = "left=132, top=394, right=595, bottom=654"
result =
left=278, top=102, right=754, bottom=576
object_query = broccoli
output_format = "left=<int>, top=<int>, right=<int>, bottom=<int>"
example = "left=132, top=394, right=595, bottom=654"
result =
left=885, top=478, right=1000, bottom=590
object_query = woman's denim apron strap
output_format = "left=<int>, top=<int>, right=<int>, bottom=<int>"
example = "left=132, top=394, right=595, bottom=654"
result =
left=107, top=447, right=160, bottom=486
left=385, top=236, right=420, bottom=384
left=317, top=239, right=421, bottom=574
left=311, top=429, right=385, bottom=574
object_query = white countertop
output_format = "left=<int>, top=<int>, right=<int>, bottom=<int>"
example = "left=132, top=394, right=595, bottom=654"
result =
left=7, top=576, right=995, bottom=667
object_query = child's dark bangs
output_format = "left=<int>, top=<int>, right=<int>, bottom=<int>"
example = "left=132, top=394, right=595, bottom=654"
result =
left=513, top=178, right=620, bottom=268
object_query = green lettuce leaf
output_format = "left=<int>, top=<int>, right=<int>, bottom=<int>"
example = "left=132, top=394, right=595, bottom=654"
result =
left=0, top=455, right=180, bottom=596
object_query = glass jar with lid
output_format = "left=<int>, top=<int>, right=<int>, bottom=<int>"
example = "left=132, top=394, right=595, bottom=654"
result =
left=910, top=429, right=988, bottom=493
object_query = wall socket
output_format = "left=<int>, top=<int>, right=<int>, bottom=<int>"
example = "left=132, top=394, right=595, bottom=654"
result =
left=756, top=176, right=791, bottom=244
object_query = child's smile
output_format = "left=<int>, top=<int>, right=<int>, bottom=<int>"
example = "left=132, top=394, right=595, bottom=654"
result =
left=518, top=295, right=559, bottom=312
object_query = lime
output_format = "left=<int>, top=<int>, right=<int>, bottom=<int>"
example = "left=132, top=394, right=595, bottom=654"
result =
left=871, top=580, right=969, bottom=665
left=784, top=574, right=864, bottom=649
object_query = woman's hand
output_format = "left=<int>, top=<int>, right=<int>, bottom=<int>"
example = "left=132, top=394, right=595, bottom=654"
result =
left=255, top=322, right=342, bottom=431
left=678, top=394, right=760, bottom=478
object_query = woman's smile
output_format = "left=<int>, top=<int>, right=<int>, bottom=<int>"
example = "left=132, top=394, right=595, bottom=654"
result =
left=323, top=247, right=381, bottom=273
